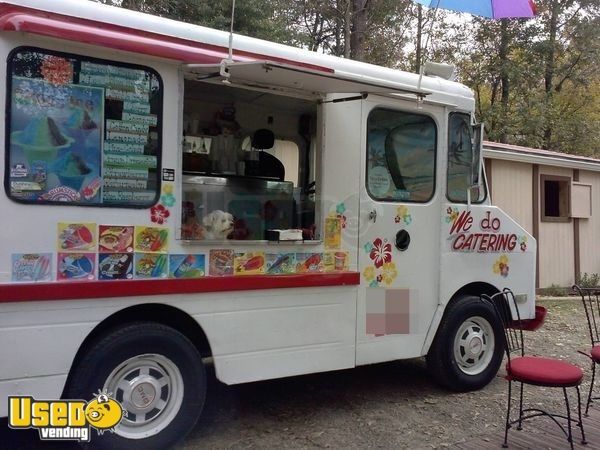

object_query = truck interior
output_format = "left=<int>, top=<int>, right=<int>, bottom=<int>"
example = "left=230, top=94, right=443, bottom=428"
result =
left=180, top=74, right=319, bottom=241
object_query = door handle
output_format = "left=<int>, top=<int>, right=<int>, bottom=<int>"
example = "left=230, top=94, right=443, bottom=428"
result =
left=395, top=229, right=410, bottom=251
left=369, top=209, right=377, bottom=222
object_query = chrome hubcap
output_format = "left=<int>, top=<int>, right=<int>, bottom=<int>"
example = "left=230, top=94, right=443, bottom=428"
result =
left=104, top=354, right=183, bottom=439
left=454, top=316, right=495, bottom=376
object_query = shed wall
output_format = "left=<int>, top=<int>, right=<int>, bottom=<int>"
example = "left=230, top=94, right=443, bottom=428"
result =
left=578, top=171, right=600, bottom=278
left=489, top=160, right=533, bottom=234
left=537, top=166, right=574, bottom=288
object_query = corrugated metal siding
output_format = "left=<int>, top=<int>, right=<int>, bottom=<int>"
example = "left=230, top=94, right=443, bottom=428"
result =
left=578, top=171, right=600, bottom=277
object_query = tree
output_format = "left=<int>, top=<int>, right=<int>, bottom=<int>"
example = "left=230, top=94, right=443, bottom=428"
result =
left=95, top=0, right=599, bottom=156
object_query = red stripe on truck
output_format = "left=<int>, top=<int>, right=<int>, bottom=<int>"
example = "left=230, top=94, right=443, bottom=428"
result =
left=0, top=5, right=334, bottom=72
left=0, top=272, right=360, bottom=303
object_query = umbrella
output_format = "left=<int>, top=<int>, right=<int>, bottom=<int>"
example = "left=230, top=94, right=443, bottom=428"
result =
left=412, top=0, right=536, bottom=19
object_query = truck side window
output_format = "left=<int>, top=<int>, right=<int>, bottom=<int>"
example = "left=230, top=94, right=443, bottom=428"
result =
left=366, top=108, right=436, bottom=203
left=447, top=113, right=485, bottom=203
left=5, top=47, right=162, bottom=207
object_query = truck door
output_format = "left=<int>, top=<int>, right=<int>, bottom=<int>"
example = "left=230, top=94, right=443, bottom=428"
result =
left=356, top=97, right=442, bottom=365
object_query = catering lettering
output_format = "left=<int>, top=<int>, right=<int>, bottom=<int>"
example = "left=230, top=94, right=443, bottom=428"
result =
left=449, top=211, right=517, bottom=253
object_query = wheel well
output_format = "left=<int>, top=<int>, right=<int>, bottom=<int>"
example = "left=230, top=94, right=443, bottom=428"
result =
left=448, top=282, right=500, bottom=307
left=425, top=281, right=500, bottom=353
left=61, top=303, right=212, bottom=397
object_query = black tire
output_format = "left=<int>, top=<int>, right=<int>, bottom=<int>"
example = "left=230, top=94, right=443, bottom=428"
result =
left=65, top=322, right=206, bottom=450
left=427, top=295, right=504, bottom=392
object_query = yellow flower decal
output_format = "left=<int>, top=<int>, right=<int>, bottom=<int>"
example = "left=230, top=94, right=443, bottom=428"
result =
left=445, top=207, right=459, bottom=224
left=162, top=184, right=173, bottom=194
left=493, top=254, right=510, bottom=278
left=381, top=262, right=398, bottom=286
left=363, top=266, right=376, bottom=281
left=395, top=205, right=412, bottom=225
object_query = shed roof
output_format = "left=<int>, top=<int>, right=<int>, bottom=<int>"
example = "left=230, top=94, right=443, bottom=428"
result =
left=483, top=141, right=600, bottom=172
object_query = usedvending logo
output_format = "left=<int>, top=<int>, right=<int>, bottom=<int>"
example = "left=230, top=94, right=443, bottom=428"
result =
left=8, top=390, right=125, bottom=442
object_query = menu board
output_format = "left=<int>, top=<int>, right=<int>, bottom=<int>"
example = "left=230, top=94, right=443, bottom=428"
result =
left=7, top=50, right=162, bottom=207
left=79, top=62, right=158, bottom=204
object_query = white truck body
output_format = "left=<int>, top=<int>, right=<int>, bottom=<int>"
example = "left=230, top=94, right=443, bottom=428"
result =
left=0, top=0, right=536, bottom=445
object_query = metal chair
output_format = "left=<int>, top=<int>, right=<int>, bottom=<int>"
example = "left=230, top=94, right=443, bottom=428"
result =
left=481, top=289, right=586, bottom=449
left=573, top=285, right=600, bottom=415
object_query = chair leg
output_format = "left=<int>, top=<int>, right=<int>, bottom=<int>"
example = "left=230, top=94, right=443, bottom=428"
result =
left=503, top=380, right=512, bottom=448
left=517, top=382, right=524, bottom=430
left=563, top=387, right=574, bottom=450
left=586, top=361, right=596, bottom=416
left=576, top=385, right=588, bottom=445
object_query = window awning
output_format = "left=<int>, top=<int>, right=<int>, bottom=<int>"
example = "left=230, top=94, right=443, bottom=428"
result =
left=184, top=60, right=430, bottom=100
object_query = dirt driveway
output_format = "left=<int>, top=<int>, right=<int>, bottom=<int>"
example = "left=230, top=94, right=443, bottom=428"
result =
left=1, top=298, right=593, bottom=449
left=182, top=297, right=593, bottom=449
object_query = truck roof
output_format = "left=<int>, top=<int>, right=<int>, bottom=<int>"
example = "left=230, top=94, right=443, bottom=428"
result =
left=0, top=0, right=475, bottom=110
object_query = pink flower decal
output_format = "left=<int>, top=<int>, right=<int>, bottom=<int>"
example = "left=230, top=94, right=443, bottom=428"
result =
left=369, top=238, right=392, bottom=268
left=151, top=204, right=170, bottom=224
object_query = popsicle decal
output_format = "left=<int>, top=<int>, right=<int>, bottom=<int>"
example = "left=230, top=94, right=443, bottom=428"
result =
left=11, top=253, right=52, bottom=282
left=209, top=249, right=234, bottom=276
left=134, top=226, right=169, bottom=253
left=98, top=253, right=133, bottom=280
left=98, top=226, right=134, bottom=253
left=58, top=223, right=96, bottom=252
left=169, top=254, right=205, bottom=278
left=234, top=252, right=265, bottom=275
left=134, top=253, right=168, bottom=279
left=57, top=253, right=95, bottom=281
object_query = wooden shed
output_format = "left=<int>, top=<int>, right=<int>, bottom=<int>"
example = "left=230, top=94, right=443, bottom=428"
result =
left=484, top=141, right=600, bottom=289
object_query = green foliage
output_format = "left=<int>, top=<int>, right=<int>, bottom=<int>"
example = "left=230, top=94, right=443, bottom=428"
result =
left=577, top=273, right=600, bottom=289
left=97, top=0, right=599, bottom=157
left=540, top=284, right=570, bottom=297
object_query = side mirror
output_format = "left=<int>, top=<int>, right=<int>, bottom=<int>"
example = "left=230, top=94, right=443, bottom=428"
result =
left=467, top=123, right=484, bottom=205
left=471, top=123, right=484, bottom=187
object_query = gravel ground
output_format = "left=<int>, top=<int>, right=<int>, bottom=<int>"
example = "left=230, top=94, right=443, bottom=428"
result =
left=1, top=297, right=593, bottom=449
left=182, top=297, right=593, bottom=449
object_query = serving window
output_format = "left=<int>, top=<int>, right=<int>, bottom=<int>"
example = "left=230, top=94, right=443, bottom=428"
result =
left=5, top=47, right=162, bottom=207
left=180, top=78, right=318, bottom=241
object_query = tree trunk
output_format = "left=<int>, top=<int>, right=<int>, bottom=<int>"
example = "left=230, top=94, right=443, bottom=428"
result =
left=415, top=4, right=422, bottom=73
left=344, top=0, right=352, bottom=58
left=543, top=0, right=558, bottom=149
left=499, top=20, right=510, bottom=143
left=350, top=0, right=368, bottom=61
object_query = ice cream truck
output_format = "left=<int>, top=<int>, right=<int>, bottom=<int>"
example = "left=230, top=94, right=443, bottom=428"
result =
left=0, top=0, right=540, bottom=448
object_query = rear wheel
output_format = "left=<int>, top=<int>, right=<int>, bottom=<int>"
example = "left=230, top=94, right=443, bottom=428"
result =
left=66, top=322, right=206, bottom=449
left=427, top=295, right=504, bottom=391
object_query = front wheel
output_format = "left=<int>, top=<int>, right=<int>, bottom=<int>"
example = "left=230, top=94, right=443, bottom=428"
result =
left=65, top=322, right=206, bottom=449
left=427, top=295, right=504, bottom=391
